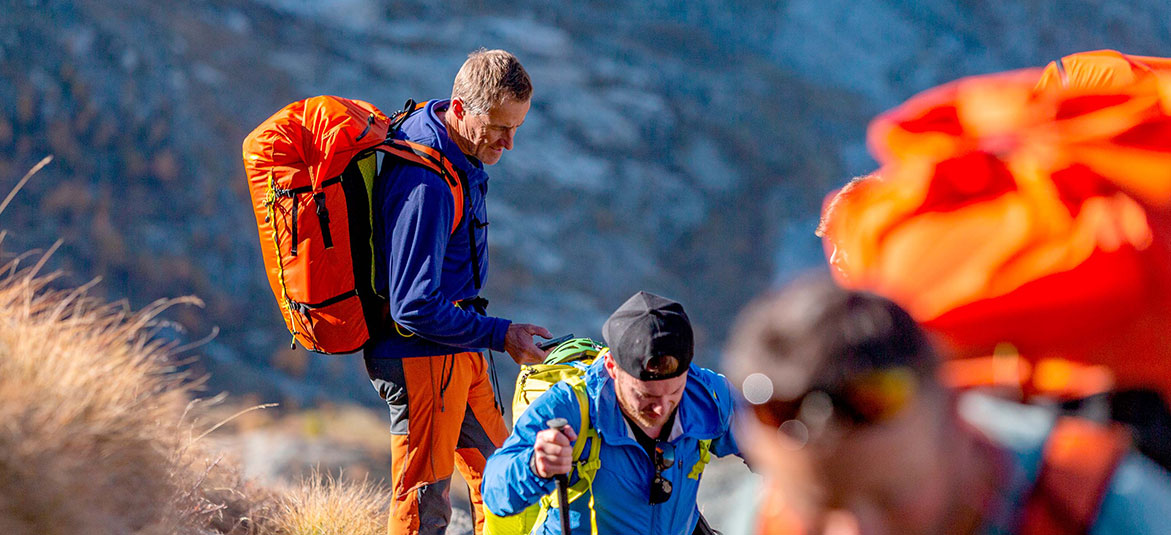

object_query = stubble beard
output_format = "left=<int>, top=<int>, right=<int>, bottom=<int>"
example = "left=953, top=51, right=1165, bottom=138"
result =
left=617, top=391, right=670, bottom=432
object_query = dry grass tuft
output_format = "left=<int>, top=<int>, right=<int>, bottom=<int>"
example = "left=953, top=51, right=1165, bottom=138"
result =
left=265, top=471, right=388, bottom=535
left=0, top=160, right=390, bottom=534
left=0, top=247, right=272, bottom=534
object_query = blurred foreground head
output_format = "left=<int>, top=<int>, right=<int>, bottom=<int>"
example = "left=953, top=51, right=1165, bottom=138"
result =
left=724, top=276, right=939, bottom=433
left=724, top=276, right=974, bottom=535
left=723, top=275, right=1171, bottom=535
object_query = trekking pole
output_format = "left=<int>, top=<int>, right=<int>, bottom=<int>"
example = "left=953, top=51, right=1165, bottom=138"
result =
left=546, top=417, right=572, bottom=535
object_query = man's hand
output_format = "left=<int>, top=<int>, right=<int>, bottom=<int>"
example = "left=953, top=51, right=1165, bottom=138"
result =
left=532, top=424, right=578, bottom=478
left=505, top=323, right=552, bottom=365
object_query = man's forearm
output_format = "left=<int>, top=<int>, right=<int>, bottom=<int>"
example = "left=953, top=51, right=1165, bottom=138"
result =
left=483, top=443, right=557, bottom=516
left=391, top=300, right=510, bottom=350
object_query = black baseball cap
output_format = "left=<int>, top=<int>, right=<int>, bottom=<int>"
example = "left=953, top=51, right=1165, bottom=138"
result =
left=602, top=291, right=694, bottom=381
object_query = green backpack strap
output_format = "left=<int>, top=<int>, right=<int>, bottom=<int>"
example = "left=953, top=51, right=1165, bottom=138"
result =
left=533, top=374, right=601, bottom=535
left=567, top=375, right=601, bottom=535
left=689, top=439, right=713, bottom=479
left=688, top=378, right=724, bottom=479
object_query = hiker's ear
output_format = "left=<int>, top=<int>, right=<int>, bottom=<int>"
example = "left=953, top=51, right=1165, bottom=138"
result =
left=603, top=352, right=618, bottom=380
left=450, top=98, right=466, bottom=120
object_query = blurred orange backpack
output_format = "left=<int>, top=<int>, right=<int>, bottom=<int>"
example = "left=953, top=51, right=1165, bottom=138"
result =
left=242, top=97, right=468, bottom=353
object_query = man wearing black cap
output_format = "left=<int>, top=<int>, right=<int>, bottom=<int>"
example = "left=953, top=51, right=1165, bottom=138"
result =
left=481, top=291, right=742, bottom=535
left=600, top=291, right=696, bottom=445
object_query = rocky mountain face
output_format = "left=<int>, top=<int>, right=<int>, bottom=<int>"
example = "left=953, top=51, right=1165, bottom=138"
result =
left=3, top=0, right=1169, bottom=405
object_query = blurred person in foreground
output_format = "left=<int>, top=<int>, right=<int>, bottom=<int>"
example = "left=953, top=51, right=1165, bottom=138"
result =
left=482, top=291, right=742, bottom=534
left=721, top=276, right=1171, bottom=535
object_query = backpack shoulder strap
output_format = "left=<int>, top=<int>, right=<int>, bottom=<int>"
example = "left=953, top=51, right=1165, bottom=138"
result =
left=1019, top=416, right=1131, bottom=535
left=534, top=374, right=600, bottom=535
left=689, top=439, right=713, bottom=479
left=563, top=374, right=598, bottom=463
left=377, top=138, right=469, bottom=234
left=376, top=134, right=483, bottom=291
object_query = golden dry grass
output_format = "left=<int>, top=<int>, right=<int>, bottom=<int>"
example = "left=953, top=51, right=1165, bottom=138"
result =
left=265, top=471, right=388, bottom=535
left=0, top=159, right=390, bottom=535
left=0, top=245, right=266, bottom=534
left=0, top=249, right=393, bottom=535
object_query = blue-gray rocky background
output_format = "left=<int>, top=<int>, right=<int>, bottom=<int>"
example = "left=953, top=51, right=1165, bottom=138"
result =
left=4, top=0, right=1170, bottom=411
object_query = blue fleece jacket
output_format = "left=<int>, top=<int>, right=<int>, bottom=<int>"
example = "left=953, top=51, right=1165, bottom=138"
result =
left=482, top=360, right=743, bottom=535
left=365, top=99, right=510, bottom=359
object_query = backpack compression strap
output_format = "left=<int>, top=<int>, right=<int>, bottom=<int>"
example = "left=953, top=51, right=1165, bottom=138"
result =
left=1018, top=417, right=1130, bottom=535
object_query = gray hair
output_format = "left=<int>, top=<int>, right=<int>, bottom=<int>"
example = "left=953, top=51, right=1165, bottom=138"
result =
left=451, top=48, right=532, bottom=115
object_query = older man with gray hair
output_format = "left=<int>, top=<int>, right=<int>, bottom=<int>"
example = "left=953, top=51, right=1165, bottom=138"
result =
left=363, top=48, right=552, bottom=535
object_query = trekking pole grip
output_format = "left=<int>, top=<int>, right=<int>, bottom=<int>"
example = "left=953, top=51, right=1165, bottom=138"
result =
left=545, top=418, right=572, bottom=534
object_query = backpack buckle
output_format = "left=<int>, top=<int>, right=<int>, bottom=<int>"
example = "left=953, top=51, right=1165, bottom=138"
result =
left=456, top=297, right=489, bottom=314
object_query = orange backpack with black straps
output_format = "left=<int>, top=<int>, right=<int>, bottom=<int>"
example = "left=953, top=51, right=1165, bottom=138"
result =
left=243, top=96, right=470, bottom=353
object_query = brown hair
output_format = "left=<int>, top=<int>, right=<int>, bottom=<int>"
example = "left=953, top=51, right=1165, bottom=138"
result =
left=451, top=48, right=532, bottom=115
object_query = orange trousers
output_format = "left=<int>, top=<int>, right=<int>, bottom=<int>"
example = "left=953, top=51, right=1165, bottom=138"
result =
left=365, top=352, right=509, bottom=535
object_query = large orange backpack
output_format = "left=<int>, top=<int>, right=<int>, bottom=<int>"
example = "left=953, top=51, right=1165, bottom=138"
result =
left=242, top=96, right=470, bottom=353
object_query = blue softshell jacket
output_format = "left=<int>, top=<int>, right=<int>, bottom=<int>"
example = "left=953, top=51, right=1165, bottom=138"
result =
left=482, top=360, right=742, bottom=535
left=365, top=99, right=510, bottom=359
